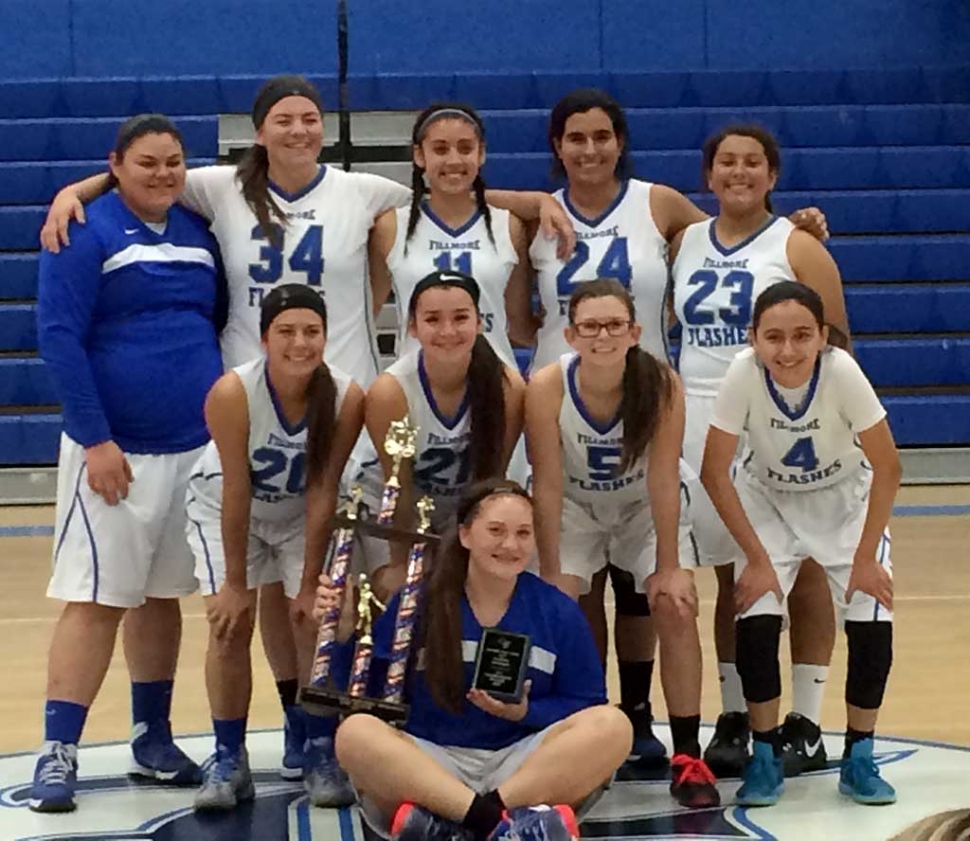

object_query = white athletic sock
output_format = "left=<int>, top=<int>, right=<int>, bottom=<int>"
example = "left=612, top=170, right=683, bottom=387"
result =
left=717, top=662, right=747, bottom=714
left=791, top=663, right=829, bottom=723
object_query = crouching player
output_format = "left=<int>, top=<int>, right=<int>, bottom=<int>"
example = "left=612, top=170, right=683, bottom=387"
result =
left=701, top=281, right=899, bottom=806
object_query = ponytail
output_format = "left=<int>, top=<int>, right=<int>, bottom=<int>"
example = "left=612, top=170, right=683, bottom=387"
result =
left=404, top=163, right=425, bottom=255
left=304, top=363, right=338, bottom=488
left=467, top=335, right=507, bottom=481
left=236, top=145, right=287, bottom=246
left=618, top=347, right=672, bottom=472
left=471, top=174, right=495, bottom=248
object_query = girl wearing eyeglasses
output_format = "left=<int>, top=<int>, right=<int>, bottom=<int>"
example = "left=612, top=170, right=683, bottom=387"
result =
left=525, top=278, right=719, bottom=810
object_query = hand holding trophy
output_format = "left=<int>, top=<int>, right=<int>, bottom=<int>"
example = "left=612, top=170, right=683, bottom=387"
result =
left=301, top=415, right=438, bottom=725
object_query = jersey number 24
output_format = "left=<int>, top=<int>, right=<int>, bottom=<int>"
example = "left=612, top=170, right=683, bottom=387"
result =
left=557, top=238, right=631, bottom=297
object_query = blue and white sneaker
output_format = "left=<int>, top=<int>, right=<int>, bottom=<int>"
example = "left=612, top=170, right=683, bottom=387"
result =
left=304, top=736, right=355, bottom=807
left=194, top=746, right=255, bottom=812
left=736, top=741, right=784, bottom=807
left=281, top=706, right=306, bottom=781
left=391, top=802, right=472, bottom=840
left=29, top=741, right=78, bottom=813
left=130, top=721, right=202, bottom=785
left=838, top=738, right=897, bottom=805
left=488, top=805, right=579, bottom=841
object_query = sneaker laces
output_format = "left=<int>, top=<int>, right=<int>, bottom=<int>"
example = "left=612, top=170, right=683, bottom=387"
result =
left=671, top=755, right=717, bottom=786
left=38, top=744, right=74, bottom=785
left=201, top=749, right=238, bottom=784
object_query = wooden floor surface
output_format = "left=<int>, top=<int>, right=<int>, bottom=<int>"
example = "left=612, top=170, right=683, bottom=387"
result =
left=0, top=485, right=967, bottom=753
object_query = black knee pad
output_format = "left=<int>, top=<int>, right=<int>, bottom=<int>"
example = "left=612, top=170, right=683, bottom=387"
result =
left=845, top=621, right=893, bottom=709
left=609, top=564, right=651, bottom=617
left=735, top=615, right=783, bottom=703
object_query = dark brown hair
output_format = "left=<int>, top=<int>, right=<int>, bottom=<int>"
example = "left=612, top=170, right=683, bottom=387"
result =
left=568, top=279, right=672, bottom=473
left=106, top=113, right=184, bottom=191
left=237, top=76, right=325, bottom=246
left=548, top=89, right=632, bottom=182
left=702, top=124, right=781, bottom=212
left=405, top=102, right=494, bottom=254
left=419, top=479, right=532, bottom=713
left=409, top=275, right=507, bottom=481
left=260, top=286, right=336, bottom=487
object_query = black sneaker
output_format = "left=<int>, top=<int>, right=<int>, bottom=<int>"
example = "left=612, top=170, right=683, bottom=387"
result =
left=703, top=712, right=750, bottom=778
left=624, top=705, right=667, bottom=766
left=780, top=712, right=827, bottom=777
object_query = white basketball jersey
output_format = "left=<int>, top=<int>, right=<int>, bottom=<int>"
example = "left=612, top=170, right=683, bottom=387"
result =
left=558, top=353, right=648, bottom=506
left=529, top=179, right=669, bottom=371
left=194, top=357, right=352, bottom=522
left=181, top=165, right=409, bottom=385
left=387, top=204, right=518, bottom=367
left=386, top=352, right=472, bottom=518
left=672, top=216, right=796, bottom=397
left=711, top=347, right=886, bottom=493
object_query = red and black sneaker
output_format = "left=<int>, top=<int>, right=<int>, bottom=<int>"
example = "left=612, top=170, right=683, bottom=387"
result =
left=391, top=801, right=473, bottom=840
left=669, top=754, right=721, bottom=809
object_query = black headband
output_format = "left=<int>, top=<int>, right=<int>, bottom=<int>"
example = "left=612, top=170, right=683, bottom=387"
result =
left=408, top=270, right=482, bottom=318
left=260, top=284, right=328, bottom=335
left=252, top=75, right=324, bottom=128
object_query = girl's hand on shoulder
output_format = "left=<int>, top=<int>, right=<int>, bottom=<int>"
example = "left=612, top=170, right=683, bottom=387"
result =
left=789, top=207, right=829, bottom=242
left=538, top=196, right=576, bottom=260
left=467, top=680, right=531, bottom=722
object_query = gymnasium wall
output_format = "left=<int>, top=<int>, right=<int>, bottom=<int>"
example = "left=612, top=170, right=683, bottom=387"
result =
left=2, top=0, right=968, bottom=79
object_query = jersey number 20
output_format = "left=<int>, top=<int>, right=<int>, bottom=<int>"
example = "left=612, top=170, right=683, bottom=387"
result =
left=251, top=447, right=307, bottom=494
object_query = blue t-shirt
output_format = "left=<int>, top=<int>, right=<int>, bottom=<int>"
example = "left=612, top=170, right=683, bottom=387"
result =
left=371, top=571, right=607, bottom=749
left=37, top=191, right=224, bottom=454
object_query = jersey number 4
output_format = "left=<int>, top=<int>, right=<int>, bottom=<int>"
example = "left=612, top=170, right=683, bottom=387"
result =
left=781, top=437, right=819, bottom=472
left=556, top=238, right=631, bottom=297
left=682, top=269, right=754, bottom=326
left=251, top=448, right=307, bottom=494
left=249, top=224, right=324, bottom=286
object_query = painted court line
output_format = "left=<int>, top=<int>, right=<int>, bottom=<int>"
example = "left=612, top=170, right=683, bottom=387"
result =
left=0, top=503, right=967, bottom=540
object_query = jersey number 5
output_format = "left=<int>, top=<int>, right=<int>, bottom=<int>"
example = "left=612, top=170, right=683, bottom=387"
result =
left=249, top=224, right=325, bottom=286
left=588, top=445, right=622, bottom=481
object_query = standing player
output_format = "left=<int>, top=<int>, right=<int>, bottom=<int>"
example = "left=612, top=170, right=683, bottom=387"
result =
left=185, top=285, right=364, bottom=810
left=670, top=125, right=851, bottom=777
left=31, top=115, right=223, bottom=812
left=40, top=76, right=569, bottom=781
left=527, top=279, right=719, bottom=809
left=318, top=479, right=632, bottom=841
left=369, top=102, right=536, bottom=367
left=529, top=91, right=828, bottom=762
left=363, top=271, right=526, bottom=597
left=701, top=282, right=899, bottom=807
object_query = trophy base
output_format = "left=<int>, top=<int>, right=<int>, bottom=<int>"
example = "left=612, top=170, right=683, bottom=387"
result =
left=300, top=685, right=409, bottom=725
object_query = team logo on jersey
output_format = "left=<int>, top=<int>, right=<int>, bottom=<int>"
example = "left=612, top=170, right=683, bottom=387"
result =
left=1, top=730, right=967, bottom=840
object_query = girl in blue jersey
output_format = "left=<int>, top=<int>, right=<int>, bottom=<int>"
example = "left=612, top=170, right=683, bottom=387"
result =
left=527, top=278, right=718, bottom=810
left=701, top=282, right=899, bottom=807
left=530, top=89, right=829, bottom=763
left=186, top=285, right=364, bottom=811
left=670, top=125, right=852, bottom=778
left=368, top=102, right=537, bottom=366
left=32, top=114, right=224, bottom=813
left=363, top=271, right=526, bottom=598
left=315, top=479, right=632, bottom=841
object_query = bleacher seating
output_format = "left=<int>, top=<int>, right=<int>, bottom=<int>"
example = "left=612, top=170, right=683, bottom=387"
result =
left=1, top=68, right=968, bottom=464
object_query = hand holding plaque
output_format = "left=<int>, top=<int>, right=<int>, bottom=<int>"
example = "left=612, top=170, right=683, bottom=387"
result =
left=471, top=629, right=531, bottom=704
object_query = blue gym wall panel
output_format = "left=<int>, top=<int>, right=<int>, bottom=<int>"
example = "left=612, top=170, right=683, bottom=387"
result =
left=0, top=0, right=72, bottom=78
left=599, top=0, right=706, bottom=72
